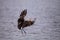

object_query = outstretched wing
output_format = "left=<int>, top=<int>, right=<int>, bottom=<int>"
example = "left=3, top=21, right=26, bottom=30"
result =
left=20, top=9, right=27, bottom=17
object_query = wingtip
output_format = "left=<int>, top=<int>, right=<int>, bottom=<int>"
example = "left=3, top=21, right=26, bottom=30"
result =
left=20, top=9, right=27, bottom=17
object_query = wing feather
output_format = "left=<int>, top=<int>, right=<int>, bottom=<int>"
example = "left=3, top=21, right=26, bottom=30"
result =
left=20, top=9, right=27, bottom=17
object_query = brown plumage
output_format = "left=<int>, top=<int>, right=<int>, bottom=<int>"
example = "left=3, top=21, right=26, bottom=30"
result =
left=17, top=9, right=36, bottom=34
left=20, top=9, right=27, bottom=17
left=18, top=9, right=27, bottom=30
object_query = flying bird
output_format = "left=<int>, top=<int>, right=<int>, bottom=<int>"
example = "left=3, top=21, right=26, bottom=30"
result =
left=17, top=9, right=36, bottom=34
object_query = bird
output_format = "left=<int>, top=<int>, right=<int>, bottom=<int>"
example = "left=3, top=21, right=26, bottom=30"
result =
left=17, top=9, right=36, bottom=34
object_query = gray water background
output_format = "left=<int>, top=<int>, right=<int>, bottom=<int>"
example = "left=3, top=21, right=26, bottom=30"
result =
left=0, top=0, right=60, bottom=40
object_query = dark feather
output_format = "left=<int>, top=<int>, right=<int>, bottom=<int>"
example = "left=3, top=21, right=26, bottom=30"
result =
left=20, top=9, right=27, bottom=17
left=17, top=9, right=36, bottom=34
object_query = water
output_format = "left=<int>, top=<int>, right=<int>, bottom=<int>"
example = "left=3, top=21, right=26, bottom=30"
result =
left=0, top=0, right=60, bottom=40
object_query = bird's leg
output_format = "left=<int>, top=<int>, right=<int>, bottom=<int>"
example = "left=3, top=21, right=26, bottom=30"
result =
left=21, top=27, right=24, bottom=34
left=22, top=28, right=26, bottom=34
left=21, top=27, right=26, bottom=34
